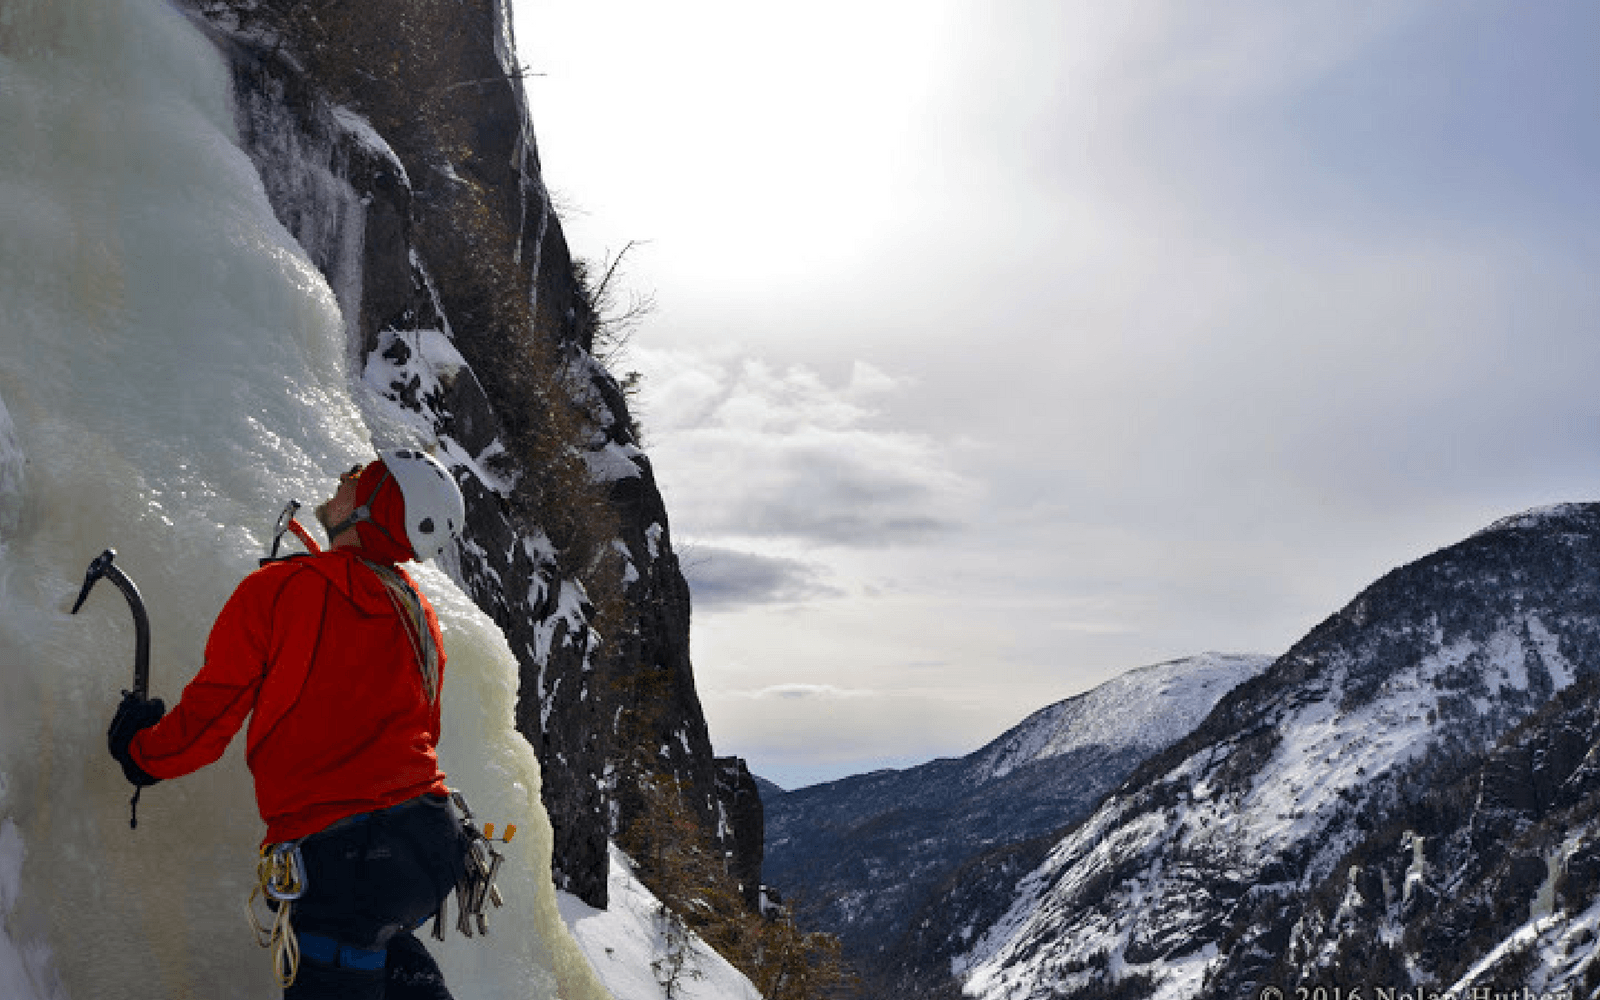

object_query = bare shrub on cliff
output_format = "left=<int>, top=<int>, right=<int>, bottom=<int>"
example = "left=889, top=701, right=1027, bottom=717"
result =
left=619, top=767, right=855, bottom=1000
left=615, top=670, right=855, bottom=1000
left=576, top=240, right=656, bottom=367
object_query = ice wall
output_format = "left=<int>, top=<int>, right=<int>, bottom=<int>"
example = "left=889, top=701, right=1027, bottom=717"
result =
left=0, top=0, right=611, bottom=996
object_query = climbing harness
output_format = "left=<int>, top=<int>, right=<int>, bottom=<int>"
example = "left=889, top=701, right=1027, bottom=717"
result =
left=243, top=794, right=514, bottom=985
left=435, top=791, right=515, bottom=940
left=72, top=548, right=157, bottom=828
left=246, top=840, right=307, bottom=989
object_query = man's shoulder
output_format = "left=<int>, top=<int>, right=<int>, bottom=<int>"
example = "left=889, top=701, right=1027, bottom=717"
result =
left=208, top=555, right=331, bottom=637
left=235, top=552, right=333, bottom=600
left=249, top=550, right=324, bottom=577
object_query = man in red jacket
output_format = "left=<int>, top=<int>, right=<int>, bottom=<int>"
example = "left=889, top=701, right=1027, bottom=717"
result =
left=108, top=449, right=470, bottom=1000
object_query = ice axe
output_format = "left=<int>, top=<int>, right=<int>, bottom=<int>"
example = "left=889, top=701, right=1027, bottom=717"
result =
left=71, top=548, right=151, bottom=698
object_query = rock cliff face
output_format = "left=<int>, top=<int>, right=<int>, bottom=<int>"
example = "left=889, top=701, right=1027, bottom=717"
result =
left=179, top=0, right=754, bottom=908
left=717, top=757, right=766, bottom=909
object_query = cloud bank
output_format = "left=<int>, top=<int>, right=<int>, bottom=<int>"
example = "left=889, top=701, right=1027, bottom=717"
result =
left=638, top=350, right=980, bottom=550
left=680, top=545, right=839, bottom=613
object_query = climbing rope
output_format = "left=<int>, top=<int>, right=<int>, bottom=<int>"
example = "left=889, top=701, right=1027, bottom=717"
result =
left=246, top=841, right=306, bottom=989
left=363, top=558, right=440, bottom=704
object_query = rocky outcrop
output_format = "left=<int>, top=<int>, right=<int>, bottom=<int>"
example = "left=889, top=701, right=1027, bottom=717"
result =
left=716, top=758, right=765, bottom=910
left=182, top=0, right=752, bottom=908
left=1270, top=668, right=1600, bottom=997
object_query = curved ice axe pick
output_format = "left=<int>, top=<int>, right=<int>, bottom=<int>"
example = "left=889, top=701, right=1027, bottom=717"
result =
left=71, top=548, right=151, bottom=698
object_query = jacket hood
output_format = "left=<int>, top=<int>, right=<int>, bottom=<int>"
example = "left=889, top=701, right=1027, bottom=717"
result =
left=297, top=548, right=418, bottom=615
left=351, top=460, right=416, bottom=563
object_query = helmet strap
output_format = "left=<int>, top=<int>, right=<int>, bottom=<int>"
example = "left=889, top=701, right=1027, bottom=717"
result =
left=324, top=510, right=364, bottom=544
left=326, top=469, right=407, bottom=553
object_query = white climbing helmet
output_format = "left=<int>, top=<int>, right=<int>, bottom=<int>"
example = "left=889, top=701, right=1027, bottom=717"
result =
left=379, top=448, right=465, bottom=561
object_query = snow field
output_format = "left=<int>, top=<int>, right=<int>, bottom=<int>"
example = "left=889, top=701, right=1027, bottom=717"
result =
left=558, top=844, right=763, bottom=1000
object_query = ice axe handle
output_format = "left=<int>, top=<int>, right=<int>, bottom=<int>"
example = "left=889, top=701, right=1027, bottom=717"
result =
left=71, top=549, right=152, bottom=698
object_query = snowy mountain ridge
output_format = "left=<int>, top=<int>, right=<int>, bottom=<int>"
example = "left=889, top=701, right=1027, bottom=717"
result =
left=761, top=651, right=1271, bottom=987
left=948, top=502, right=1600, bottom=1000
left=968, top=652, right=1273, bottom=784
left=1473, top=501, right=1592, bottom=539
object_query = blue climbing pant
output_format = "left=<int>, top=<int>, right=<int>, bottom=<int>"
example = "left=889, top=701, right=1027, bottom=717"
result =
left=283, top=794, right=467, bottom=1000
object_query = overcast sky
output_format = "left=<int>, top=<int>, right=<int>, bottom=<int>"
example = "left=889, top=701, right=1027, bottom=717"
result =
left=513, top=1, right=1600, bottom=790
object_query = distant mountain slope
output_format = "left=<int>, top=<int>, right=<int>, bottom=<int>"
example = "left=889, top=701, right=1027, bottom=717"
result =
left=967, top=654, right=1274, bottom=785
left=947, top=503, right=1600, bottom=1000
left=760, top=652, right=1271, bottom=971
left=1269, top=666, right=1600, bottom=997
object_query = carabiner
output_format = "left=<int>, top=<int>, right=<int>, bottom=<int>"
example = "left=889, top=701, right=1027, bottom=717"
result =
left=261, top=842, right=307, bottom=902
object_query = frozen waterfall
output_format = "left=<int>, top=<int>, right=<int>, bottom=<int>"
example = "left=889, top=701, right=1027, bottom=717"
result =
left=0, top=0, right=612, bottom=996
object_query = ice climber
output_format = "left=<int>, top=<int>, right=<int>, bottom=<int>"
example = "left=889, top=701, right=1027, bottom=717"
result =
left=107, top=449, right=473, bottom=999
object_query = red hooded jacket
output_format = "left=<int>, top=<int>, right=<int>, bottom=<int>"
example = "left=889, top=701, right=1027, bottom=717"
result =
left=129, top=548, right=450, bottom=844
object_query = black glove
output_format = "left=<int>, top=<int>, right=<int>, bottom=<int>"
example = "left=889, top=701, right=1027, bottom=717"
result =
left=108, top=691, right=165, bottom=788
